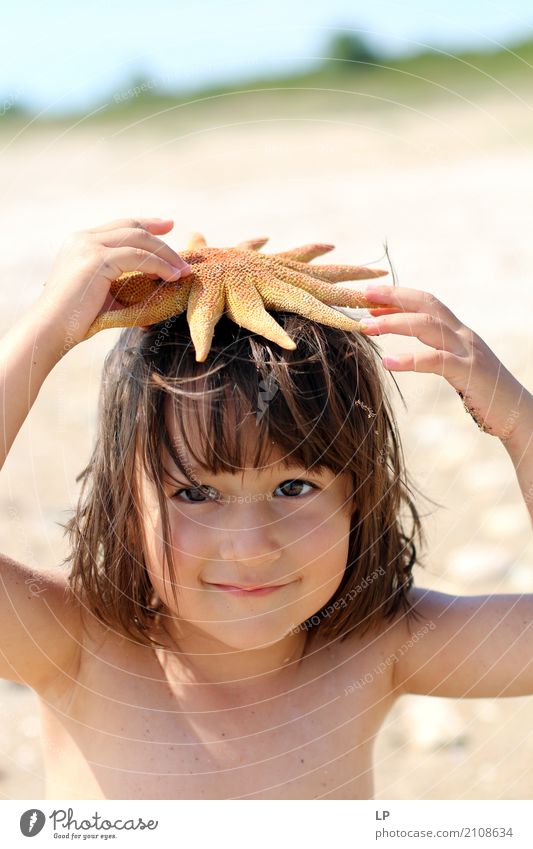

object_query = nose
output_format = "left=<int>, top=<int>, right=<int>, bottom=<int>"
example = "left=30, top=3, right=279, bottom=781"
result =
left=217, top=505, right=282, bottom=568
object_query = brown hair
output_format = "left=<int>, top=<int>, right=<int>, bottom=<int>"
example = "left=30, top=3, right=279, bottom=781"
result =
left=62, top=310, right=429, bottom=651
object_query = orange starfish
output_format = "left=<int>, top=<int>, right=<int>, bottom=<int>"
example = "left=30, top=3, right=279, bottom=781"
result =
left=85, top=233, right=390, bottom=361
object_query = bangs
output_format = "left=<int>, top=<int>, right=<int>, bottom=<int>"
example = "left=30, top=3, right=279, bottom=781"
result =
left=137, top=311, right=377, bottom=491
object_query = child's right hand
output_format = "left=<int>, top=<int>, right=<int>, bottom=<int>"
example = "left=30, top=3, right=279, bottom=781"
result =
left=38, top=217, right=192, bottom=353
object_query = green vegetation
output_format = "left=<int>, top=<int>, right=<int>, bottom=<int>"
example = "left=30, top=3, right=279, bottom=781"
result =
left=324, top=32, right=383, bottom=67
left=2, top=32, right=533, bottom=132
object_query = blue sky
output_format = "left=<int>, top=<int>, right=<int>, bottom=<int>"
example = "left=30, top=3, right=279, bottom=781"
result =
left=2, top=0, right=533, bottom=115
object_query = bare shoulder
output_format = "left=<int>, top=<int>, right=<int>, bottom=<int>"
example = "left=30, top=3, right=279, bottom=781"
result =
left=321, top=588, right=437, bottom=698
left=321, top=610, right=408, bottom=699
left=0, top=552, right=83, bottom=695
left=385, top=585, right=440, bottom=637
left=386, top=585, right=533, bottom=698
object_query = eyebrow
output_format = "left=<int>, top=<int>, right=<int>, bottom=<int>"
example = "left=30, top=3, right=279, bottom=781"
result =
left=162, top=464, right=203, bottom=483
left=163, top=462, right=322, bottom=483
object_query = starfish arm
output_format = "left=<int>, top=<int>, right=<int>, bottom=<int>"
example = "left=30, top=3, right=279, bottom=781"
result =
left=87, top=236, right=395, bottom=358
left=186, top=232, right=207, bottom=249
left=255, top=275, right=364, bottom=333
left=179, top=250, right=209, bottom=269
left=265, top=264, right=390, bottom=310
left=235, top=237, right=269, bottom=251
left=225, top=276, right=297, bottom=353
left=108, top=271, right=162, bottom=306
left=187, top=276, right=226, bottom=362
left=278, top=256, right=389, bottom=282
left=85, top=281, right=192, bottom=339
left=273, top=244, right=335, bottom=262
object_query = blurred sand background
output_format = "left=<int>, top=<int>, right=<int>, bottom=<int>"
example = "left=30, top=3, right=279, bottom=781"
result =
left=0, top=81, right=532, bottom=800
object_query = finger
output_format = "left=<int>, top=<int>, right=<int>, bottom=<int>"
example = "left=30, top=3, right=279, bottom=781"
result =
left=102, top=227, right=191, bottom=273
left=100, top=247, right=188, bottom=282
left=381, top=349, right=464, bottom=379
left=359, top=312, right=468, bottom=355
left=86, top=217, right=174, bottom=235
left=366, top=307, right=404, bottom=316
left=364, top=284, right=463, bottom=329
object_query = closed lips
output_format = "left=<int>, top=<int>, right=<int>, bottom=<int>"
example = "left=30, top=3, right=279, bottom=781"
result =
left=206, top=582, right=293, bottom=593
left=209, top=584, right=288, bottom=589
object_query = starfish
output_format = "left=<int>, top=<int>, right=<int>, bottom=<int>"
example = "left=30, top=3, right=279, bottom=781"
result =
left=85, top=233, right=392, bottom=361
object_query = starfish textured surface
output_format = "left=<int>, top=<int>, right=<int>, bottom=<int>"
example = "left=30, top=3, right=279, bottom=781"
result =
left=85, top=233, right=391, bottom=361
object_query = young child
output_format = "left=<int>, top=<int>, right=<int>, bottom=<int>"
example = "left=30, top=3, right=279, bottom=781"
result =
left=1, top=217, right=531, bottom=800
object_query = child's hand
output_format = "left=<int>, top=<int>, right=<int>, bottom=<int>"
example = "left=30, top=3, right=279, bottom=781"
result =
left=38, top=217, right=191, bottom=351
left=359, top=283, right=527, bottom=440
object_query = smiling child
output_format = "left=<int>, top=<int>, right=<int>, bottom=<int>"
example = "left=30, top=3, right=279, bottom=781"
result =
left=0, top=217, right=531, bottom=799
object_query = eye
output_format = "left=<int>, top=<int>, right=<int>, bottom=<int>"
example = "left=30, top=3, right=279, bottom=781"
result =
left=274, top=479, right=317, bottom=498
left=172, top=485, right=219, bottom=503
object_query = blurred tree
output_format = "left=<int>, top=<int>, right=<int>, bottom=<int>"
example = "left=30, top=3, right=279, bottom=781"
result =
left=325, top=32, right=381, bottom=70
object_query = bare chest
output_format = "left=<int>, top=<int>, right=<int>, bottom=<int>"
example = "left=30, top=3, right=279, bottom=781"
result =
left=38, top=631, right=397, bottom=800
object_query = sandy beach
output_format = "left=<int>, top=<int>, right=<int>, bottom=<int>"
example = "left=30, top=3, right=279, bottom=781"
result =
left=0, top=95, right=532, bottom=798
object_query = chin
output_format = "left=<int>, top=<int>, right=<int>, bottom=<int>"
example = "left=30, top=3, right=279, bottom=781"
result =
left=203, top=618, right=300, bottom=652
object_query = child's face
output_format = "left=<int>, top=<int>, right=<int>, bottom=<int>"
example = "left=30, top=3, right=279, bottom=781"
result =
left=136, top=406, right=355, bottom=652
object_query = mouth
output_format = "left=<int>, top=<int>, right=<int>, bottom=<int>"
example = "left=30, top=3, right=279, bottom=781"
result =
left=205, top=582, right=295, bottom=597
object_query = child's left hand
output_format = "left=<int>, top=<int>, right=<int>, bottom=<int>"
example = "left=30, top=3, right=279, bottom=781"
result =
left=358, top=282, right=527, bottom=441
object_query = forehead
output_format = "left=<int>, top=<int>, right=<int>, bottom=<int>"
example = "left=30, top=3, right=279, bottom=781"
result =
left=162, top=393, right=292, bottom=474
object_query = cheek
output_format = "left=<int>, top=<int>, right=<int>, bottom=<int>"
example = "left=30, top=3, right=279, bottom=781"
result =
left=286, top=504, right=351, bottom=600
left=137, top=491, right=180, bottom=596
left=141, top=511, right=168, bottom=600
left=165, top=507, right=215, bottom=572
left=134, top=477, right=200, bottom=610
left=144, top=507, right=211, bottom=606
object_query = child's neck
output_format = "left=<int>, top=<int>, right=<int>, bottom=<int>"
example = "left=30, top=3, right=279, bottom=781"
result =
left=153, top=620, right=308, bottom=698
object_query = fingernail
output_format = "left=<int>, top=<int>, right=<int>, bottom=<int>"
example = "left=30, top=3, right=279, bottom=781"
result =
left=359, top=318, right=379, bottom=335
left=365, top=283, right=390, bottom=296
left=170, top=267, right=182, bottom=278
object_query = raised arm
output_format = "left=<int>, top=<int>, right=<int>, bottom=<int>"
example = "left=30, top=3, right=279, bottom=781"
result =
left=0, top=301, right=84, bottom=692
left=359, top=283, right=533, bottom=697
left=390, top=587, right=533, bottom=698
left=360, top=282, right=533, bottom=524
left=500, top=389, right=533, bottom=525
left=0, top=217, right=191, bottom=694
